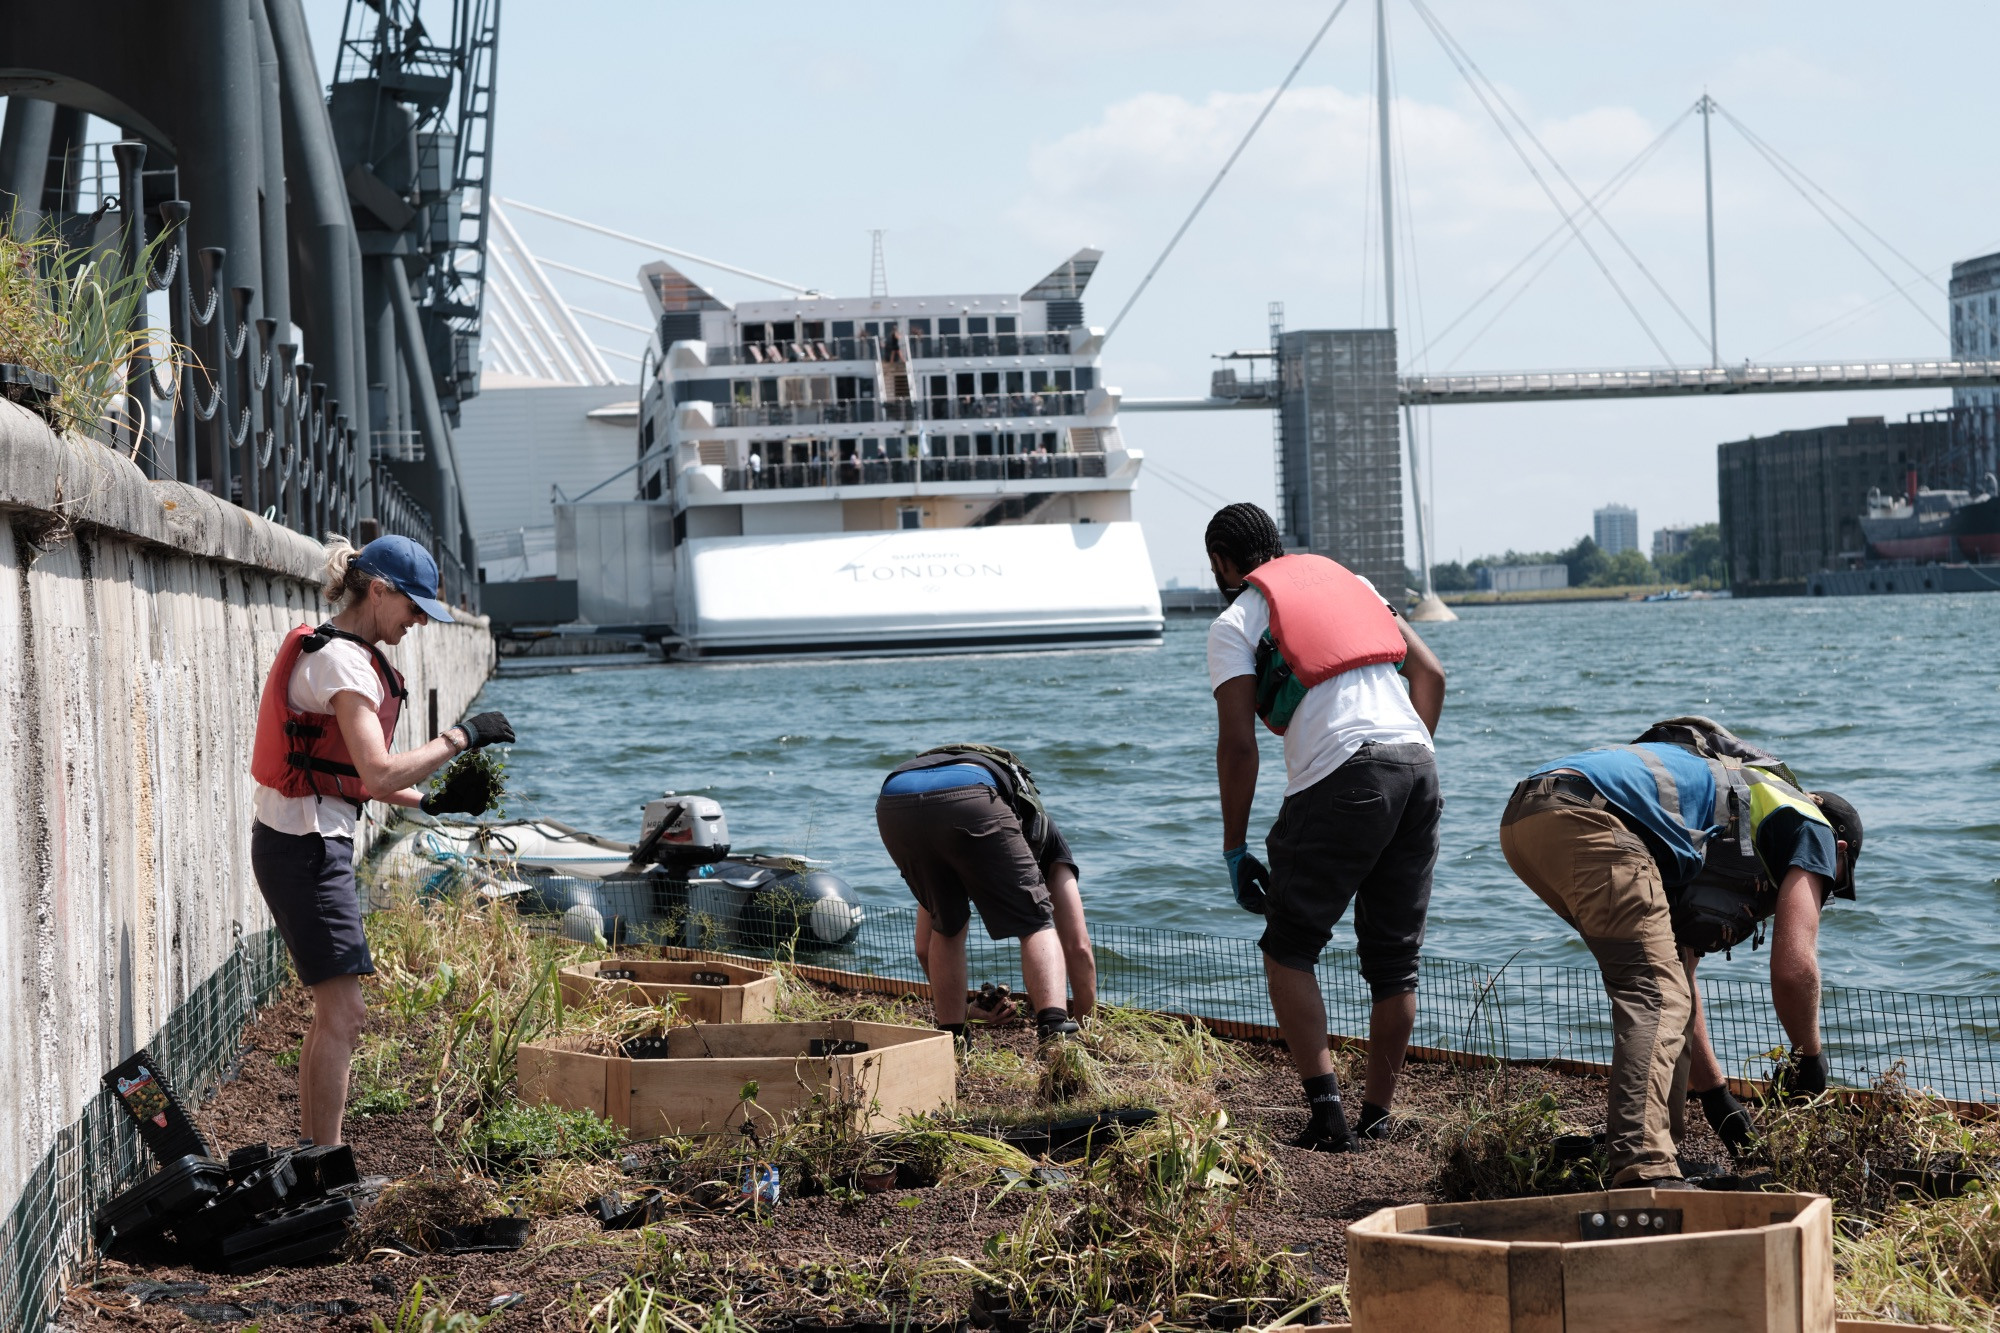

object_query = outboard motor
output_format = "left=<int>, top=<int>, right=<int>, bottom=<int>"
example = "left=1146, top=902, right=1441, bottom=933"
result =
left=634, top=794, right=730, bottom=872
left=685, top=862, right=864, bottom=953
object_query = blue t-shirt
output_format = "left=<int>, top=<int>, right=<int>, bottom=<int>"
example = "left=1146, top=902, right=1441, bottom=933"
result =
left=1533, top=743, right=1718, bottom=886
left=881, top=763, right=996, bottom=796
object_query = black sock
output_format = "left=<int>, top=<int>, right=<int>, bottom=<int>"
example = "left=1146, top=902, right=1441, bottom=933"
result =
left=1299, top=1074, right=1353, bottom=1146
left=1356, top=1101, right=1392, bottom=1138
left=938, top=1022, right=967, bottom=1044
left=1035, top=1007, right=1077, bottom=1035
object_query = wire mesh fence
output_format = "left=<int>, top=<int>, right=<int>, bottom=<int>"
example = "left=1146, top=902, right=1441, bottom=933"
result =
left=539, top=881, right=2000, bottom=1106
left=0, top=930, right=290, bottom=1332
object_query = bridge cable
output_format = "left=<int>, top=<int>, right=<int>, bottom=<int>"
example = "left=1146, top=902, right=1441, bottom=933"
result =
left=1751, top=244, right=1995, bottom=363
left=1714, top=105, right=1942, bottom=296
left=1102, top=0, right=1355, bottom=343
left=1441, top=124, right=1692, bottom=372
left=1148, top=459, right=1236, bottom=507
left=1417, top=107, right=1694, bottom=363
left=1407, top=0, right=1707, bottom=360
left=1399, top=2, right=1675, bottom=365
left=1711, top=105, right=1946, bottom=340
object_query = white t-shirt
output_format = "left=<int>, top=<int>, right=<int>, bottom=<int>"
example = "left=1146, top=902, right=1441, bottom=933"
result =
left=252, top=638, right=387, bottom=839
left=1206, top=582, right=1432, bottom=796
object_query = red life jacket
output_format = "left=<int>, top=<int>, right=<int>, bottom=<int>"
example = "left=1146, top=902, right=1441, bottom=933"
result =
left=250, top=624, right=407, bottom=812
left=1242, top=554, right=1406, bottom=734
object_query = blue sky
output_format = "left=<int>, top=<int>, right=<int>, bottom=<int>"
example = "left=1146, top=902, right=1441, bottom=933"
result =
left=309, top=1, right=1998, bottom=584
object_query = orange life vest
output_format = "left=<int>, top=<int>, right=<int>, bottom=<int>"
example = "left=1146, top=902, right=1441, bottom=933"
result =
left=250, top=624, right=407, bottom=812
left=1242, top=554, right=1406, bottom=734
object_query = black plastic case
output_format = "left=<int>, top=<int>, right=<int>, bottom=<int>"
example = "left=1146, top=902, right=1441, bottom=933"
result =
left=93, top=1155, right=230, bottom=1250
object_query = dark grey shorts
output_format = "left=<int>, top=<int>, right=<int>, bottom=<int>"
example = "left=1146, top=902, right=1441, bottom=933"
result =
left=1261, top=742, right=1441, bottom=997
left=875, top=785, right=1055, bottom=941
left=250, top=822, right=375, bottom=987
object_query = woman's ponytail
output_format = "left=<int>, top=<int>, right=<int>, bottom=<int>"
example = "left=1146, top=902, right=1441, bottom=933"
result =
left=321, top=536, right=381, bottom=607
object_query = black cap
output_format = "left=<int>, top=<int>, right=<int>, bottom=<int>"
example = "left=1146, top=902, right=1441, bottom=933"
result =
left=1812, top=791, right=1862, bottom=893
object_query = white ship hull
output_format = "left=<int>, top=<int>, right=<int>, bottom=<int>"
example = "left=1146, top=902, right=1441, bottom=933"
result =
left=678, top=521, right=1162, bottom=658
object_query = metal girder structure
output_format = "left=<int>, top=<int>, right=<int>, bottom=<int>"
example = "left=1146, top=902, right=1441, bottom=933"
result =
left=1122, top=357, right=2000, bottom=411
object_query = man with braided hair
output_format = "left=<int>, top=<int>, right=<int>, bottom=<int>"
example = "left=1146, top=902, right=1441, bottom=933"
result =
left=1205, top=503, right=1446, bottom=1151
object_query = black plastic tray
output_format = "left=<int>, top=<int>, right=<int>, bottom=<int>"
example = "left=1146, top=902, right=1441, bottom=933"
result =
left=94, top=1155, right=230, bottom=1249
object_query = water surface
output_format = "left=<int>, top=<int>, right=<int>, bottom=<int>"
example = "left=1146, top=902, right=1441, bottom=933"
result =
left=474, top=594, right=2000, bottom=995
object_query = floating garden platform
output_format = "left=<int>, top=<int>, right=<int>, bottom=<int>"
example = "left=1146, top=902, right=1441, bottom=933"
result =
left=517, top=1019, right=955, bottom=1137
left=1343, top=1189, right=1948, bottom=1333
left=556, top=956, right=778, bottom=1024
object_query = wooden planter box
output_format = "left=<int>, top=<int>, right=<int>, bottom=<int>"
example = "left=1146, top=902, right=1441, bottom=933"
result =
left=1346, top=1188, right=1842, bottom=1332
left=518, top=1020, right=954, bottom=1138
left=557, top=958, right=778, bottom=1025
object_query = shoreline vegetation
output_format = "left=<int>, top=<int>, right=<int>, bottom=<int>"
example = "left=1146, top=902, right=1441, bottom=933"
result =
left=1438, top=583, right=1720, bottom=606
left=65, top=879, right=2000, bottom=1332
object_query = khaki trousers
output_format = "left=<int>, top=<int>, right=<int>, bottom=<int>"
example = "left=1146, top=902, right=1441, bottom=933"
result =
left=1500, top=781, right=1692, bottom=1185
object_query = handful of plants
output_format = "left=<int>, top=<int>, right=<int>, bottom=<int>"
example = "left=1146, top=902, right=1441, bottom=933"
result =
left=423, top=747, right=508, bottom=818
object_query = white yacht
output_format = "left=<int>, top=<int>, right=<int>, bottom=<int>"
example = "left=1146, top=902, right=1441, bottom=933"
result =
left=583, top=250, right=1163, bottom=658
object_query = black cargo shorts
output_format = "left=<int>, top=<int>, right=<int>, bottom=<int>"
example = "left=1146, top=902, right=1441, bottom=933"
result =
left=875, top=784, right=1055, bottom=941
left=250, top=822, right=375, bottom=987
left=1260, top=741, right=1441, bottom=998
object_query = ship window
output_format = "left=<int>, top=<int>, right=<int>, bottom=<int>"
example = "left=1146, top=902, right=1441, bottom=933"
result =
left=862, top=439, right=885, bottom=459
left=811, top=376, right=834, bottom=402
left=759, top=378, right=779, bottom=404
left=976, top=433, right=995, bottom=456
left=804, top=321, right=825, bottom=340
left=1043, top=431, right=1060, bottom=452
left=863, top=321, right=879, bottom=337
left=956, top=372, right=975, bottom=397
left=953, top=434, right=971, bottom=457
left=908, top=318, right=931, bottom=335
left=771, top=321, right=797, bottom=341
left=1074, top=367, right=1095, bottom=390
left=997, top=316, right=1017, bottom=333
left=857, top=377, right=876, bottom=399
left=832, top=320, right=854, bottom=338
left=1006, top=371, right=1024, bottom=394
left=928, top=374, right=950, bottom=403
left=981, top=372, right=1000, bottom=396
left=998, top=432, right=1016, bottom=454
left=836, top=376, right=859, bottom=401
left=733, top=380, right=754, bottom=405
left=1031, top=371, right=1059, bottom=392
left=1055, top=369, right=1073, bottom=391
left=939, top=317, right=962, bottom=335
left=838, top=438, right=858, bottom=458
left=968, top=316, right=989, bottom=334
left=741, top=323, right=767, bottom=344
left=899, top=507, right=923, bottom=530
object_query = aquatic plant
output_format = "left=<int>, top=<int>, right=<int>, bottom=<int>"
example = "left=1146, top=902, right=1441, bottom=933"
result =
left=1428, top=1084, right=1605, bottom=1201
left=429, top=747, right=508, bottom=818
left=1759, top=1063, right=2000, bottom=1215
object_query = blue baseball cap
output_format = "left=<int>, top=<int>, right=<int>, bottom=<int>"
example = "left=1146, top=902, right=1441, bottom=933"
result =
left=353, top=534, right=455, bottom=622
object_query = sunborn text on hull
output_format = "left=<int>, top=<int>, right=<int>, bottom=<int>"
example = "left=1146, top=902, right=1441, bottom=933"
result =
left=576, top=250, right=1165, bottom=658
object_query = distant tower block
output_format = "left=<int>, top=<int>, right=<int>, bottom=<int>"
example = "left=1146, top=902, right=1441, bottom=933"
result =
left=869, top=229, right=888, bottom=298
left=1277, top=329, right=1405, bottom=594
left=1595, top=503, right=1639, bottom=555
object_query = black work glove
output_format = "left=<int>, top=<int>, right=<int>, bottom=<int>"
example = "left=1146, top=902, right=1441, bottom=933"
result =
left=420, top=785, right=488, bottom=817
left=1696, top=1085, right=1757, bottom=1158
left=454, top=711, right=514, bottom=750
left=1224, top=846, right=1272, bottom=915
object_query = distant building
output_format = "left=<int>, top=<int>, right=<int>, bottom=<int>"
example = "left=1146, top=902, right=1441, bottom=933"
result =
left=1276, top=329, right=1405, bottom=594
left=1478, top=563, right=1569, bottom=593
left=1653, top=525, right=1694, bottom=560
left=1716, top=415, right=1951, bottom=596
left=1950, top=251, right=2000, bottom=486
left=1594, top=504, right=1639, bottom=555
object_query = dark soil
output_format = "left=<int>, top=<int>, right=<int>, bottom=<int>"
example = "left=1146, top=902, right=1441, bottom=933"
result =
left=61, top=982, right=1733, bottom=1332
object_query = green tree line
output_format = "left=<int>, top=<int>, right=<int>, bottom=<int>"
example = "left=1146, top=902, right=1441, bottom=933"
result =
left=1421, top=524, right=1726, bottom=592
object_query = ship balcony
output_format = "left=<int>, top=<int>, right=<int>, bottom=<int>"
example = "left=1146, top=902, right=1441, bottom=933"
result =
left=902, top=332, right=1073, bottom=359
left=704, top=390, right=1099, bottom=429
left=702, top=335, right=882, bottom=367
left=721, top=455, right=1108, bottom=492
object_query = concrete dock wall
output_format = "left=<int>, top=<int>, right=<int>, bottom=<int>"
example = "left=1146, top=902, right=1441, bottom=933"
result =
left=0, top=401, right=492, bottom=1223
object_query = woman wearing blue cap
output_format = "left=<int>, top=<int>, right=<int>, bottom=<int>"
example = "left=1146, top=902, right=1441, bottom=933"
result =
left=249, top=533, right=514, bottom=1148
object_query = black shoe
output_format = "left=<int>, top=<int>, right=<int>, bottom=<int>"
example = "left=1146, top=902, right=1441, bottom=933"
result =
left=1036, top=1016, right=1080, bottom=1042
left=1291, top=1123, right=1357, bottom=1153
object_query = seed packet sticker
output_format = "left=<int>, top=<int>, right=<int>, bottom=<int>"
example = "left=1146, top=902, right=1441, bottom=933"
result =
left=739, top=1163, right=780, bottom=1205
left=117, top=1068, right=171, bottom=1128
